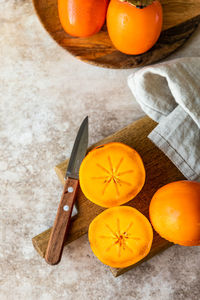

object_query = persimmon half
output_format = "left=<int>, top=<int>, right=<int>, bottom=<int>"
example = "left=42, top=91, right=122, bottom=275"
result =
left=89, top=206, right=153, bottom=268
left=58, top=0, right=109, bottom=37
left=79, top=142, right=145, bottom=208
left=149, top=181, right=200, bottom=246
left=107, top=0, right=163, bottom=55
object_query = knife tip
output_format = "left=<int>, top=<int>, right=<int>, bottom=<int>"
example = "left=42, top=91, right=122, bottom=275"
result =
left=84, top=116, right=89, bottom=125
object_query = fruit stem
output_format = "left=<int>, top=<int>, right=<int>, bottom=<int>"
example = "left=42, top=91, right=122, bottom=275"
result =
left=120, top=0, right=155, bottom=8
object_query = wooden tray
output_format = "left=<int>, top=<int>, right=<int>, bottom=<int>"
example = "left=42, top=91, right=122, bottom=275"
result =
left=32, top=117, right=186, bottom=276
left=32, top=0, right=200, bottom=68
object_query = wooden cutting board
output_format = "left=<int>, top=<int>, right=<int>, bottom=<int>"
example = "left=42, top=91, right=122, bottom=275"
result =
left=32, top=0, right=200, bottom=68
left=32, top=117, right=186, bottom=276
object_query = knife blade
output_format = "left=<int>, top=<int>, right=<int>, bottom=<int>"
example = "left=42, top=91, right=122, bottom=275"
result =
left=66, top=116, right=88, bottom=180
left=45, top=116, right=89, bottom=265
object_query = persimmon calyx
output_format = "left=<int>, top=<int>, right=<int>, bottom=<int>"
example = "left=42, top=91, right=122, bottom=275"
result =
left=120, top=0, right=155, bottom=8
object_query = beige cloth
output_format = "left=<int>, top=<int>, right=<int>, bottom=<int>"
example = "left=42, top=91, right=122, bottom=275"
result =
left=128, top=57, right=200, bottom=181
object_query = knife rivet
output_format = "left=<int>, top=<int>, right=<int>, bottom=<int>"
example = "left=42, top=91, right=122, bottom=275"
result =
left=68, top=187, right=74, bottom=193
left=63, top=205, right=69, bottom=211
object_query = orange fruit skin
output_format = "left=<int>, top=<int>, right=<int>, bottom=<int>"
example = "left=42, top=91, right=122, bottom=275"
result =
left=106, top=0, right=163, bottom=55
left=58, top=0, right=109, bottom=37
left=89, top=206, right=153, bottom=268
left=149, top=181, right=200, bottom=246
left=79, top=142, right=145, bottom=208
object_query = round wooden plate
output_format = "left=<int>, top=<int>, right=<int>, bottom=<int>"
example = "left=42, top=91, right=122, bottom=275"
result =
left=33, top=0, right=200, bottom=69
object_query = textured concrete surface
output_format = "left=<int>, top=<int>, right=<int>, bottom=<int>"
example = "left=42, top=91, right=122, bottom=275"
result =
left=0, top=1, right=200, bottom=299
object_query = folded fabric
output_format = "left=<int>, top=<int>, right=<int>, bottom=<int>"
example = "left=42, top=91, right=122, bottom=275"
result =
left=128, top=57, right=200, bottom=181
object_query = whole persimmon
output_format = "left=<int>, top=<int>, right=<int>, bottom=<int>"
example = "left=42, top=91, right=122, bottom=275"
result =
left=58, top=0, right=109, bottom=37
left=107, top=0, right=163, bottom=55
left=89, top=206, right=153, bottom=268
left=79, top=142, right=145, bottom=208
left=149, top=181, right=200, bottom=246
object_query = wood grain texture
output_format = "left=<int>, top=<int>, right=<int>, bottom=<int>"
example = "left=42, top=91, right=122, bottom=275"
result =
left=32, top=116, right=186, bottom=276
left=45, top=178, right=79, bottom=265
left=32, top=0, right=200, bottom=68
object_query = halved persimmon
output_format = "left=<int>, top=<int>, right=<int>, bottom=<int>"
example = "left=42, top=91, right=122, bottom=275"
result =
left=149, top=181, right=200, bottom=246
left=88, top=206, right=153, bottom=268
left=79, top=142, right=145, bottom=207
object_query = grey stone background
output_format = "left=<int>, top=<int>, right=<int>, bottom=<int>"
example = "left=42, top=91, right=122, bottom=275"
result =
left=0, top=1, right=200, bottom=299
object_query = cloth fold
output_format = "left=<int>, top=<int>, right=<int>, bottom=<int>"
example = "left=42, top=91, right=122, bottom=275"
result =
left=128, top=57, right=200, bottom=181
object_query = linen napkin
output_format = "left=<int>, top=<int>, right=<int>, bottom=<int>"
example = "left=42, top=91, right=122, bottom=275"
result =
left=128, top=57, right=200, bottom=181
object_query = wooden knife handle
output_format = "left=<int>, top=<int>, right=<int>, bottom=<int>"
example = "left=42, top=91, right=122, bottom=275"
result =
left=45, top=177, right=79, bottom=265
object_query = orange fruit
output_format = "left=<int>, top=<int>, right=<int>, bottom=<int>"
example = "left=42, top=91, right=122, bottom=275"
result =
left=58, top=0, right=109, bottom=37
left=149, top=181, right=200, bottom=246
left=79, top=142, right=145, bottom=207
left=106, top=0, right=163, bottom=55
left=88, top=206, right=153, bottom=268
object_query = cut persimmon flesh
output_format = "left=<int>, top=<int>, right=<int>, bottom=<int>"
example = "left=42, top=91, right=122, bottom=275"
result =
left=88, top=206, right=153, bottom=268
left=79, top=142, right=145, bottom=207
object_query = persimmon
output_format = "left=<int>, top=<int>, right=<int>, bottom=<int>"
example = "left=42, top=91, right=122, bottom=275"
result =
left=79, top=142, right=145, bottom=208
left=58, top=0, right=109, bottom=37
left=89, top=206, right=153, bottom=268
left=149, top=181, right=200, bottom=246
left=106, top=0, right=163, bottom=55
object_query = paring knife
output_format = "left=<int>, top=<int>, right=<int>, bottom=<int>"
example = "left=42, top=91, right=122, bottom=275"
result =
left=45, top=116, right=89, bottom=265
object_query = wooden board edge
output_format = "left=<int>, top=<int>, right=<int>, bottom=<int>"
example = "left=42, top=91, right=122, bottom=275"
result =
left=32, top=229, right=50, bottom=258
left=54, top=164, right=67, bottom=186
left=32, top=220, right=87, bottom=258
